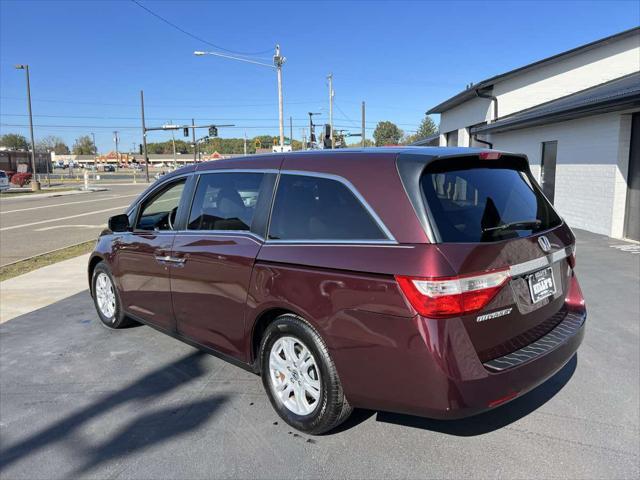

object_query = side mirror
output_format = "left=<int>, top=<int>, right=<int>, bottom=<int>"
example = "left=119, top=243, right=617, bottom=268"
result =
left=108, top=213, right=131, bottom=232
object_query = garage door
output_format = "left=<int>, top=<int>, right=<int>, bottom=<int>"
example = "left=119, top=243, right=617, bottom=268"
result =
left=624, top=113, right=640, bottom=242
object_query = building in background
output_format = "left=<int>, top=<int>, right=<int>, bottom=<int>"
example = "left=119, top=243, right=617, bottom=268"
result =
left=420, top=27, right=640, bottom=241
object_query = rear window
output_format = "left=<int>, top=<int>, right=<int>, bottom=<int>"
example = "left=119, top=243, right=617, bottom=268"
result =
left=421, top=161, right=561, bottom=243
left=0, top=171, right=6, bottom=178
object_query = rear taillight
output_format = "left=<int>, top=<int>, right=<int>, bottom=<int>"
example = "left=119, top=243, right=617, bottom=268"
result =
left=395, top=269, right=510, bottom=319
left=479, top=151, right=501, bottom=160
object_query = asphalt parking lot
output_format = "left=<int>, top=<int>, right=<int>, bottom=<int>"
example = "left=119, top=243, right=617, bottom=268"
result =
left=0, top=229, right=638, bottom=479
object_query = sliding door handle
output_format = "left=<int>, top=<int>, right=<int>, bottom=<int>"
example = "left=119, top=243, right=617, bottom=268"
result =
left=154, top=255, right=186, bottom=265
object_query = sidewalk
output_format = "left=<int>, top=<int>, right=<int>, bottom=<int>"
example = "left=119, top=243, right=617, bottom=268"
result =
left=0, top=253, right=90, bottom=323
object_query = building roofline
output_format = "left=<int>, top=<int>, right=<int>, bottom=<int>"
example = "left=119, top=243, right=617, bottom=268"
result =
left=471, top=72, right=640, bottom=134
left=427, top=26, right=640, bottom=114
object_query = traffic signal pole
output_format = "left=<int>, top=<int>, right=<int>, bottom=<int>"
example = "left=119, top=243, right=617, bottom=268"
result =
left=140, top=90, right=150, bottom=183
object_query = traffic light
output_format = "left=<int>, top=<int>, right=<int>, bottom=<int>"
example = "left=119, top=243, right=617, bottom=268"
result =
left=183, top=128, right=189, bottom=137
left=323, top=124, right=332, bottom=149
left=139, top=144, right=143, bottom=154
left=208, top=126, right=218, bottom=137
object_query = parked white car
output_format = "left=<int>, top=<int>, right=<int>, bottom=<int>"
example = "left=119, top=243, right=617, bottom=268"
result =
left=0, top=170, right=10, bottom=191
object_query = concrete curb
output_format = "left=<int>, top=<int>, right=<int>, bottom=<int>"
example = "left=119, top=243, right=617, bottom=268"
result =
left=0, top=188, right=107, bottom=201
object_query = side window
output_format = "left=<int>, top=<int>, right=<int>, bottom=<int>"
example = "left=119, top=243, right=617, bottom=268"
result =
left=268, top=174, right=387, bottom=241
left=136, top=179, right=185, bottom=231
left=188, top=172, right=265, bottom=231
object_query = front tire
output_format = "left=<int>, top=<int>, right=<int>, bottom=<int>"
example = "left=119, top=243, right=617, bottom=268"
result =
left=259, top=314, right=352, bottom=434
left=91, top=262, right=131, bottom=329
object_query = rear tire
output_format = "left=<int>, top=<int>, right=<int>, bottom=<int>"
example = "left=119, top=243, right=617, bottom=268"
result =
left=91, top=262, right=132, bottom=329
left=259, top=313, right=352, bottom=434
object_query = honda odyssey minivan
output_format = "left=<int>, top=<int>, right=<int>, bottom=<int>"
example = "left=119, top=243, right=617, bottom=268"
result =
left=89, top=147, right=586, bottom=434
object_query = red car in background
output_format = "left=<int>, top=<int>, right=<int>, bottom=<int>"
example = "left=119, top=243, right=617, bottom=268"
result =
left=88, top=147, right=586, bottom=434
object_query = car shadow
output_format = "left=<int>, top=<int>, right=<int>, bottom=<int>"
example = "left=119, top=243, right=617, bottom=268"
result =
left=0, top=351, right=225, bottom=474
left=374, top=354, right=578, bottom=436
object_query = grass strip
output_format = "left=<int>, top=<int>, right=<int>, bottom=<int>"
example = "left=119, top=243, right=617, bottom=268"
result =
left=0, top=241, right=95, bottom=282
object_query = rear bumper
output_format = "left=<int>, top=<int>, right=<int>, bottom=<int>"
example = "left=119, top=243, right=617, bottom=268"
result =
left=330, top=303, right=586, bottom=419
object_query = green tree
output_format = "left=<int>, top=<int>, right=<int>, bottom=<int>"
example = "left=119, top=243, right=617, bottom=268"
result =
left=72, top=135, right=97, bottom=155
left=347, top=139, right=374, bottom=148
left=404, top=115, right=439, bottom=144
left=373, top=121, right=403, bottom=146
left=0, top=133, right=29, bottom=150
left=36, top=136, right=70, bottom=154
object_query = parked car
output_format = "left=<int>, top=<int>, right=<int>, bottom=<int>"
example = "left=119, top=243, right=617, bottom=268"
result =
left=89, top=147, right=586, bottom=434
left=103, top=164, right=116, bottom=172
left=0, top=170, right=9, bottom=191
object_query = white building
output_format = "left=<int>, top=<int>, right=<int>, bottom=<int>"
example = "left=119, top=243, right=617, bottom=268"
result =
left=421, top=27, right=640, bottom=241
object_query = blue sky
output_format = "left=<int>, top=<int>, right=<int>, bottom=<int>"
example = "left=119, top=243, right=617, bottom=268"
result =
left=1, top=0, right=638, bottom=152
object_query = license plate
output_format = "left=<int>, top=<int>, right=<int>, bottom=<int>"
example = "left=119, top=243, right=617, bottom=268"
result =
left=527, top=267, right=556, bottom=303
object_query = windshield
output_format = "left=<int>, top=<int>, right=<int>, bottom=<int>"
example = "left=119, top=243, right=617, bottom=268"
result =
left=420, top=162, right=561, bottom=243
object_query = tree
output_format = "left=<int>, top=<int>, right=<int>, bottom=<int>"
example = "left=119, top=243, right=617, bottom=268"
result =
left=416, top=116, right=438, bottom=140
left=0, top=133, right=29, bottom=150
left=347, top=139, right=374, bottom=148
left=72, top=135, right=97, bottom=155
left=404, top=115, right=439, bottom=144
left=36, top=136, right=70, bottom=154
left=373, top=121, right=403, bottom=146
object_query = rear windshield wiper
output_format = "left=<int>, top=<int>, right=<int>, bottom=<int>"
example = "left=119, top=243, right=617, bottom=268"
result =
left=482, top=219, right=542, bottom=233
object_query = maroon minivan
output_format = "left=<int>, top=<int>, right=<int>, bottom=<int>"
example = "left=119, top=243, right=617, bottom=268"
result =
left=89, top=147, right=586, bottom=434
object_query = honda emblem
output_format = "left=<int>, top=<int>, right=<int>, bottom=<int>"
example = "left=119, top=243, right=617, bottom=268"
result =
left=538, top=235, right=552, bottom=253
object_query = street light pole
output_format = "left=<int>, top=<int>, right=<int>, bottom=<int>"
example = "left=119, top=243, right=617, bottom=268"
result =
left=274, top=45, right=285, bottom=150
left=15, top=64, right=40, bottom=191
left=194, top=45, right=286, bottom=151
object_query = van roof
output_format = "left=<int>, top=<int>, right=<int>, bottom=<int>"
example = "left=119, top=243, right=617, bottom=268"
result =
left=191, top=146, right=506, bottom=170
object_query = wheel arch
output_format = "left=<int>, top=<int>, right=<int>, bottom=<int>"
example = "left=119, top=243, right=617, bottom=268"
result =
left=87, top=254, right=105, bottom=296
left=249, top=306, right=310, bottom=368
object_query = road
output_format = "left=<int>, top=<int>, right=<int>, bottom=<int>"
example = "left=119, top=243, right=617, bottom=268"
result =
left=0, top=230, right=638, bottom=479
left=0, top=184, right=148, bottom=265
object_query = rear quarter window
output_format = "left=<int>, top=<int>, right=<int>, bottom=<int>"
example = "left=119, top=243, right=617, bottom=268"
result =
left=268, top=174, right=388, bottom=241
left=421, top=161, right=561, bottom=242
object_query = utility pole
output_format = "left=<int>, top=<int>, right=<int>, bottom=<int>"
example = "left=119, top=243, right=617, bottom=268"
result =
left=327, top=73, right=334, bottom=148
left=192, top=118, right=197, bottom=163
left=244, top=130, right=247, bottom=156
left=361, top=101, right=366, bottom=148
left=91, top=132, right=96, bottom=152
left=140, top=90, right=150, bottom=183
left=15, top=64, right=39, bottom=190
left=113, top=131, right=119, bottom=165
left=274, top=45, right=285, bottom=150
left=289, top=116, right=293, bottom=149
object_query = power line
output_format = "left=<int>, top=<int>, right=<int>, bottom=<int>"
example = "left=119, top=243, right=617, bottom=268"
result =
left=130, top=0, right=272, bottom=58
left=0, top=96, right=324, bottom=109
left=1, top=122, right=390, bottom=131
